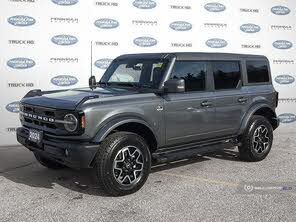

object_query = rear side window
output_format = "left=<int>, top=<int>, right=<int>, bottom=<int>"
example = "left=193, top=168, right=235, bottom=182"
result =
left=170, top=61, right=206, bottom=92
left=246, top=60, right=269, bottom=83
left=212, top=61, right=241, bottom=90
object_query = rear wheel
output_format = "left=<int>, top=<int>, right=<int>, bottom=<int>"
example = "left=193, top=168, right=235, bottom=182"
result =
left=238, top=115, right=273, bottom=161
left=34, top=153, right=66, bottom=170
left=95, top=132, right=151, bottom=196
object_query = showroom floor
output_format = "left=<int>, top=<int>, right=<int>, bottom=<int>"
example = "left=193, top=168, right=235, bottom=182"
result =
left=0, top=130, right=296, bottom=222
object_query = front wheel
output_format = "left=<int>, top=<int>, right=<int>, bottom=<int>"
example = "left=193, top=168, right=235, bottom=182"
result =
left=95, top=132, right=151, bottom=196
left=238, top=115, right=273, bottom=162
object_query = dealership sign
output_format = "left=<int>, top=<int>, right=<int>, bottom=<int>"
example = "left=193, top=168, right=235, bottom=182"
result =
left=134, top=37, right=157, bottom=47
left=133, top=0, right=156, bottom=9
left=275, top=75, right=295, bottom=85
left=6, top=102, right=20, bottom=113
left=94, top=18, right=119, bottom=29
left=278, top=113, right=296, bottom=123
left=206, top=38, right=227, bottom=48
left=271, top=6, right=290, bottom=15
left=240, top=23, right=261, bottom=33
left=204, top=3, right=226, bottom=12
left=170, top=21, right=192, bottom=31
left=51, top=35, right=78, bottom=46
left=273, top=40, right=293, bottom=49
left=95, top=59, right=113, bottom=69
left=51, top=75, right=78, bottom=86
left=7, top=58, right=35, bottom=69
left=51, top=0, right=78, bottom=6
left=7, top=15, right=36, bottom=27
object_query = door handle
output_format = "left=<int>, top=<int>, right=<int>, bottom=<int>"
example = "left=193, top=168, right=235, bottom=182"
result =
left=238, top=97, right=248, bottom=103
left=200, top=101, right=212, bottom=107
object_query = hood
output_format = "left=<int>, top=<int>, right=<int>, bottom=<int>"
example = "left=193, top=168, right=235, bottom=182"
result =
left=21, top=87, right=139, bottom=110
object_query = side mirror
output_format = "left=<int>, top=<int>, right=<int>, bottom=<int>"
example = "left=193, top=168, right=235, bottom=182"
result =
left=164, top=79, right=185, bottom=93
left=89, top=76, right=96, bottom=89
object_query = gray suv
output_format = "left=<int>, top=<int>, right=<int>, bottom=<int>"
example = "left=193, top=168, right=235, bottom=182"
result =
left=16, top=52, right=279, bottom=196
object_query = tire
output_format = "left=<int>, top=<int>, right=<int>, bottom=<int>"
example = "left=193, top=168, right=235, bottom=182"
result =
left=95, top=132, right=151, bottom=196
left=238, top=115, right=273, bottom=162
left=34, top=153, right=66, bottom=170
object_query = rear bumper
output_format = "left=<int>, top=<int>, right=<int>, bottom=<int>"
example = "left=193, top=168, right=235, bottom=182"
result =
left=16, top=127, right=99, bottom=168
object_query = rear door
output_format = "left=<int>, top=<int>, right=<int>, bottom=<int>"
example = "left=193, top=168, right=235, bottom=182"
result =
left=211, top=61, right=250, bottom=137
left=163, top=61, right=216, bottom=146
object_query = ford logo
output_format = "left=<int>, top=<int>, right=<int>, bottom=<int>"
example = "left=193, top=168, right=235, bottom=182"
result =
left=240, top=23, right=261, bottom=33
left=6, top=102, right=20, bottom=113
left=204, top=2, right=226, bottom=12
left=51, top=75, right=78, bottom=87
left=7, top=58, right=35, bottom=69
left=51, top=35, right=78, bottom=46
left=134, top=37, right=157, bottom=47
left=51, top=0, right=78, bottom=6
left=273, top=40, right=293, bottom=50
left=94, top=18, right=119, bottom=29
left=275, top=75, right=295, bottom=85
left=278, top=113, right=296, bottom=124
left=95, top=59, right=113, bottom=69
left=170, top=21, right=192, bottom=31
left=206, top=38, right=227, bottom=48
left=271, top=6, right=290, bottom=15
left=133, top=0, right=156, bottom=9
left=7, top=15, right=36, bottom=27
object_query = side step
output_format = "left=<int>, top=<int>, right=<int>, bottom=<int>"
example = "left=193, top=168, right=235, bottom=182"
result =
left=152, top=138, right=239, bottom=163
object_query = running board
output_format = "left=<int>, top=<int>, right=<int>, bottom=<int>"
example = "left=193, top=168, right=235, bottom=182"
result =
left=152, top=138, right=239, bottom=163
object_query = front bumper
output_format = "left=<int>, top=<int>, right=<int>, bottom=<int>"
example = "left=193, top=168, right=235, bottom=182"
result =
left=16, top=127, right=99, bottom=168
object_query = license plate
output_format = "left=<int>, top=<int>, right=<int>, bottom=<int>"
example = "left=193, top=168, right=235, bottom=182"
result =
left=28, top=129, right=42, bottom=144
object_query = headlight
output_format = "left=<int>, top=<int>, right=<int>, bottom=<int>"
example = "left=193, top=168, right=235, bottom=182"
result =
left=64, top=114, right=78, bottom=132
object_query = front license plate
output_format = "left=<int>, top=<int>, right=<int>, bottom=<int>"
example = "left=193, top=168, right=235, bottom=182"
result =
left=28, top=129, right=42, bottom=144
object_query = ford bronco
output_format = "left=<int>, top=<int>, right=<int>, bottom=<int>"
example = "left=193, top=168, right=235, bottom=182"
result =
left=17, top=52, right=279, bottom=195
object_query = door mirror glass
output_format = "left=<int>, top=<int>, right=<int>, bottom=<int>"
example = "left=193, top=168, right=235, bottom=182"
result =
left=164, top=79, right=185, bottom=93
left=89, top=76, right=96, bottom=89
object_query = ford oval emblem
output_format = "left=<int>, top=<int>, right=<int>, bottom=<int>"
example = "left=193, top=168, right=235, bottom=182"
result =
left=271, top=6, right=290, bottom=15
left=51, top=75, right=78, bottom=86
left=6, top=101, right=20, bottom=113
left=94, top=18, right=119, bottom=29
left=240, top=23, right=261, bottom=33
left=274, top=75, right=295, bottom=85
left=170, top=21, right=192, bottom=31
left=133, top=0, right=156, bottom=9
left=206, top=38, right=227, bottom=48
left=7, top=58, right=35, bottom=69
left=204, top=2, right=226, bottom=12
left=7, top=15, right=36, bottom=27
left=51, top=0, right=78, bottom=6
left=133, top=37, right=157, bottom=47
left=95, top=59, right=113, bottom=69
left=51, top=35, right=78, bottom=46
left=273, top=40, right=293, bottom=50
left=278, top=113, right=296, bottom=123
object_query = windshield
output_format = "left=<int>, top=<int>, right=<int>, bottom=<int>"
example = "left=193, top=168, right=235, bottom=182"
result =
left=100, top=59, right=169, bottom=89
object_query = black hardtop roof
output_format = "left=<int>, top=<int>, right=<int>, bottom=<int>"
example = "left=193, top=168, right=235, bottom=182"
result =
left=116, top=52, right=268, bottom=61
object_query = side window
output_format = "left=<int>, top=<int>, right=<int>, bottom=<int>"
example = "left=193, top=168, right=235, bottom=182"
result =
left=212, top=61, right=241, bottom=90
left=170, top=61, right=206, bottom=92
left=246, top=60, right=269, bottom=83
